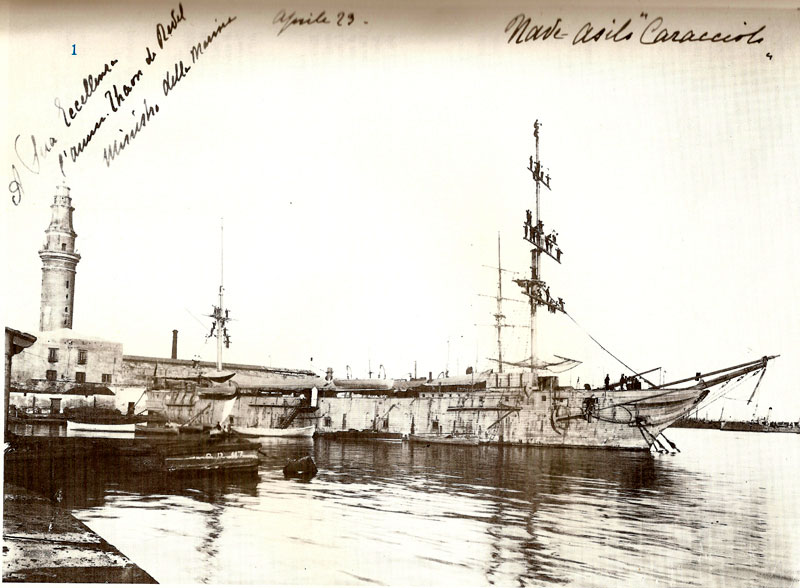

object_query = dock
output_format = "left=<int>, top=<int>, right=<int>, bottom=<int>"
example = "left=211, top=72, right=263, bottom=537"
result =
left=3, top=483, right=157, bottom=583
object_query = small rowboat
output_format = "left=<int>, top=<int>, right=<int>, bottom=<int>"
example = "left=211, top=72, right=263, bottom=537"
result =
left=409, top=434, right=479, bottom=446
left=232, top=425, right=315, bottom=438
left=65, top=406, right=144, bottom=434
left=67, top=420, right=137, bottom=433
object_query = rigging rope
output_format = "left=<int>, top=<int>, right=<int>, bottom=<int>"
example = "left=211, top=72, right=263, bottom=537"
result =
left=564, top=311, right=656, bottom=387
left=691, top=369, right=762, bottom=416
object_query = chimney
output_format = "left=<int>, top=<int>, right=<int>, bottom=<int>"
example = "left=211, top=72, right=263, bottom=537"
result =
left=171, top=329, right=178, bottom=359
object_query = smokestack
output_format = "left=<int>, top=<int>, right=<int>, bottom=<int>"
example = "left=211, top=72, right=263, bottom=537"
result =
left=171, top=329, right=178, bottom=359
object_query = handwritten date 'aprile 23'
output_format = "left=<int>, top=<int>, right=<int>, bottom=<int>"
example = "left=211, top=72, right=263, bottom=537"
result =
left=272, top=9, right=367, bottom=36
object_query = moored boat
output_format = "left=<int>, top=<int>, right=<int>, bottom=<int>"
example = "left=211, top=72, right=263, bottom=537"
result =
left=409, top=434, right=479, bottom=446
left=232, top=425, right=315, bottom=438
left=67, top=420, right=137, bottom=433
left=65, top=406, right=144, bottom=434
left=159, top=439, right=261, bottom=473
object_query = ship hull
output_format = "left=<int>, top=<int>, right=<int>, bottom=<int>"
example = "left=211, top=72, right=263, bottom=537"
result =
left=146, top=378, right=704, bottom=451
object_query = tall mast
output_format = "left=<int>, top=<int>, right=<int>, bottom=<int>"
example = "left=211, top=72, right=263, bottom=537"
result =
left=531, top=122, right=541, bottom=374
left=480, top=233, right=520, bottom=372
left=217, top=221, right=224, bottom=370
left=495, top=233, right=504, bottom=373
left=208, top=219, right=231, bottom=371
left=514, top=120, right=566, bottom=376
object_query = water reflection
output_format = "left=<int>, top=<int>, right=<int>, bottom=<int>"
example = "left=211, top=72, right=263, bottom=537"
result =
left=6, top=430, right=798, bottom=586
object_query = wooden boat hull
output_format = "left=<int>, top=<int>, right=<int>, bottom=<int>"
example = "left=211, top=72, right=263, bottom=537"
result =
left=135, top=423, right=180, bottom=435
left=67, top=420, right=137, bottom=433
left=409, top=434, right=479, bottom=446
left=121, top=439, right=261, bottom=473
left=162, top=447, right=260, bottom=472
left=233, top=425, right=315, bottom=438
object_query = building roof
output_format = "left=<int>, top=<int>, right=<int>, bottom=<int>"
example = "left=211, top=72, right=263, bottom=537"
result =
left=122, top=354, right=317, bottom=376
left=5, top=327, right=37, bottom=355
left=35, top=328, right=119, bottom=344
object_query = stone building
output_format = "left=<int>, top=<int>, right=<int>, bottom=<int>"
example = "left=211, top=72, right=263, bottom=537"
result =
left=9, top=329, right=123, bottom=413
left=9, top=184, right=127, bottom=415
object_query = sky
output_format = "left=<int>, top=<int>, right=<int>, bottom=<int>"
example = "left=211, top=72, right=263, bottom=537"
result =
left=2, top=1, right=799, bottom=420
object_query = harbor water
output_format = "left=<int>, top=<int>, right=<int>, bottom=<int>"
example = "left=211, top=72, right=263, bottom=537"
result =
left=18, top=428, right=800, bottom=586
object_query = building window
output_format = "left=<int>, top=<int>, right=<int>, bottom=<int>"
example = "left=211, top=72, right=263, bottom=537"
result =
left=46, top=370, right=57, bottom=381
left=324, top=416, right=332, bottom=427
left=541, top=395, right=547, bottom=402
left=75, top=372, right=86, bottom=383
left=63, top=320, right=68, bottom=326
left=78, top=350, right=88, bottom=365
left=65, top=307, right=69, bottom=312
left=61, top=243, right=66, bottom=251
left=48, top=348, right=58, bottom=363
left=65, top=280, right=69, bottom=288
left=102, top=373, right=112, bottom=383
left=66, top=293, right=69, bottom=299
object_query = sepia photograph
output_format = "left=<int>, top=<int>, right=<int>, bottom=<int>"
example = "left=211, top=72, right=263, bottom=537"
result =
left=2, top=0, right=799, bottom=585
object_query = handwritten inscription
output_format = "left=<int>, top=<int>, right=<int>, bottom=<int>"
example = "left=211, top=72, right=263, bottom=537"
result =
left=53, top=59, right=118, bottom=128
left=14, top=135, right=57, bottom=175
left=9, top=135, right=59, bottom=203
left=272, top=9, right=361, bottom=36
left=505, top=16, right=568, bottom=43
left=59, top=116, right=107, bottom=174
left=102, top=101, right=160, bottom=167
left=8, top=164, right=23, bottom=205
left=639, top=17, right=765, bottom=45
left=505, top=14, right=766, bottom=47
left=105, top=70, right=145, bottom=112
left=190, top=16, right=237, bottom=63
left=8, top=3, right=239, bottom=200
left=158, top=3, right=187, bottom=49
left=163, top=60, right=191, bottom=96
left=572, top=19, right=633, bottom=44
left=145, top=3, right=187, bottom=66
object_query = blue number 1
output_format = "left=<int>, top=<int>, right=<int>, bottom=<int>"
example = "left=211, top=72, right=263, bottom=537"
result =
left=71, top=44, right=76, bottom=55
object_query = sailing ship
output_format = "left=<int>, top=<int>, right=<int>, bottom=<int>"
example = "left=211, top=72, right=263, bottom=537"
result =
left=413, top=120, right=777, bottom=451
left=145, top=123, right=777, bottom=452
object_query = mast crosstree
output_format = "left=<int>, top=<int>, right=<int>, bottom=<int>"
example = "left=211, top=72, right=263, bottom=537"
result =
left=514, top=121, right=566, bottom=375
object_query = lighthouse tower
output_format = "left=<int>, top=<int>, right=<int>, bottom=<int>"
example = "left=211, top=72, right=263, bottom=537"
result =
left=39, top=184, right=81, bottom=331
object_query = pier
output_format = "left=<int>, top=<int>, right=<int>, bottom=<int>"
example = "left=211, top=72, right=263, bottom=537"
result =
left=3, top=482, right=156, bottom=583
